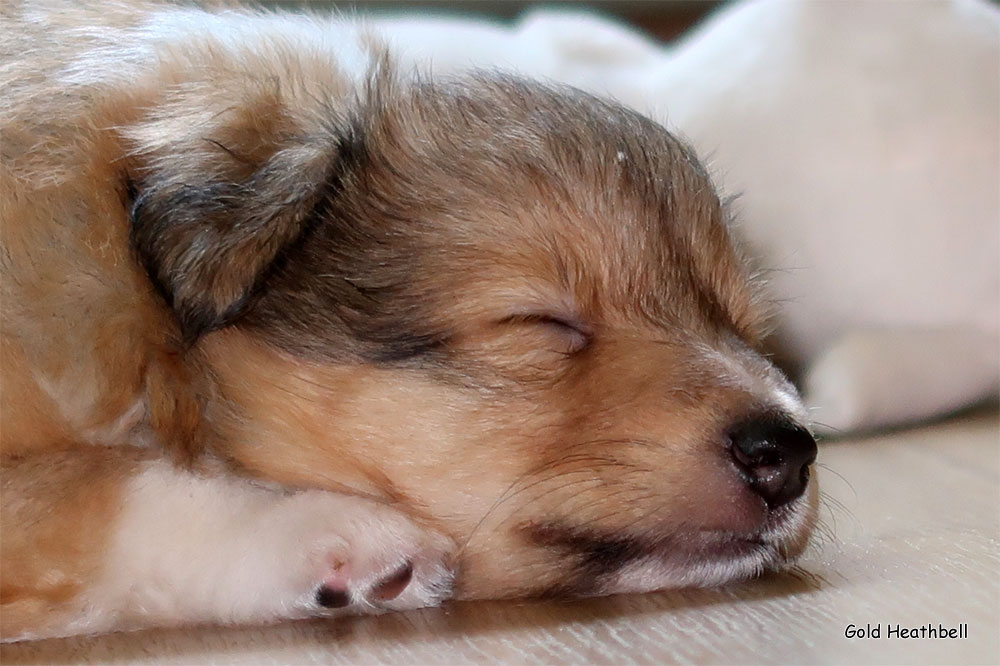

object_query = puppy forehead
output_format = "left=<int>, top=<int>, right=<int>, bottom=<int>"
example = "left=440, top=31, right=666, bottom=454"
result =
left=397, top=76, right=721, bottom=239
left=379, top=78, right=732, bottom=310
left=247, top=74, right=756, bottom=359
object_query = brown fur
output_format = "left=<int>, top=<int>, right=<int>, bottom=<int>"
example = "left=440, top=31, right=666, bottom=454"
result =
left=0, top=447, right=152, bottom=637
left=0, top=0, right=816, bottom=637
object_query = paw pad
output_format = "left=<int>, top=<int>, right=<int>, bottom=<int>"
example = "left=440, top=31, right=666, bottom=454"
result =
left=314, top=559, right=415, bottom=609
left=315, top=586, right=351, bottom=608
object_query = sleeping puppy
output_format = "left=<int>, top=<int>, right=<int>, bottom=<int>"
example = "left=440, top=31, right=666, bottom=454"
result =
left=0, top=0, right=819, bottom=641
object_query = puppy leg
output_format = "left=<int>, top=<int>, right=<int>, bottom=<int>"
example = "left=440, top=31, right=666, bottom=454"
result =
left=1, top=449, right=454, bottom=641
left=97, top=459, right=456, bottom=632
left=1, top=446, right=146, bottom=640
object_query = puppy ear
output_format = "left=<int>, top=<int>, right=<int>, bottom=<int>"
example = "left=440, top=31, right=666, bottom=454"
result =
left=127, top=83, right=350, bottom=342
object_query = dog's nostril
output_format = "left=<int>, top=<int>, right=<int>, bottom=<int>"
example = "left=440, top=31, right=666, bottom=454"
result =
left=729, top=417, right=817, bottom=509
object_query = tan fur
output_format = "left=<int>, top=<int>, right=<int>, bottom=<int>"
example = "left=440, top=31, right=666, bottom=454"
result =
left=0, top=447, right=151, bottom=637
left=1, top=1, right=818, bottom=639
left=199, top=326, right=802, bottom=598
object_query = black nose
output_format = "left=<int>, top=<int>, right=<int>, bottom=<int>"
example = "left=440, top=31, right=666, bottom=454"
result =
left=729, top=417, right=817, bottom=509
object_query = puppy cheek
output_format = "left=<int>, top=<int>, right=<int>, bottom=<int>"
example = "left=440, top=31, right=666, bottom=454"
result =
left=199, top=330, right=535, bottom=532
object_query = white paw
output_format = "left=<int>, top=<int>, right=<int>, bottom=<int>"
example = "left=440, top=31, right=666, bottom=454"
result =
left=89, top=466, right=456, bottom=632
left=256, top=490, right=455, bottom=618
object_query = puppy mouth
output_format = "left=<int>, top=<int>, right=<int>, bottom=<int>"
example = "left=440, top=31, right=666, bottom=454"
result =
left=529, top=507, right=809, bottom=597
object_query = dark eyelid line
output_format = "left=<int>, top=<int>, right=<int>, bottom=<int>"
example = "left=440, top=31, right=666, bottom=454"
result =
left=497, top=312, right=589, bottom=336
left=496, top=312, right=593, bottom=355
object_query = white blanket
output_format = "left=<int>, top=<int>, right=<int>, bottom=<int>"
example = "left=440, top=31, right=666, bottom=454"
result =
left=376, top=0, right=1000, bottom=435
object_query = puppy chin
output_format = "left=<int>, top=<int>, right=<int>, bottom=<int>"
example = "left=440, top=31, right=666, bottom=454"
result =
left=604, top=482, right=820, bottom=595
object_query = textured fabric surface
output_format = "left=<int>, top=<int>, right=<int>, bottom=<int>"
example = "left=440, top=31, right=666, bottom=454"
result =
left=4, top=409, right=997, bottom=665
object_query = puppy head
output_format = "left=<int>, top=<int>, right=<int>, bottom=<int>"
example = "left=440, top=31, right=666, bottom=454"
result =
left=132, top=71, right=818, bottom=599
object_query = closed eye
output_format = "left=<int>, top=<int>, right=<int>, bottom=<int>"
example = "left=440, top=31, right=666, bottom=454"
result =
left=498, top=313, right=591, bottom=354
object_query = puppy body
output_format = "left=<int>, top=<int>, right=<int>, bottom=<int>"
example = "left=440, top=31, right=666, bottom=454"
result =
left=1, top=1, right=818, bottom=640
left=3, top=2, right=437, bottom=638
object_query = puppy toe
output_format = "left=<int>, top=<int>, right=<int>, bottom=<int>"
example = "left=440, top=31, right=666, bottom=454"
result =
left=370, top=561, right=414, bottom=602
left=312, top=559, right=414, bottom=608
left=282, top=495, right=455, bottom=615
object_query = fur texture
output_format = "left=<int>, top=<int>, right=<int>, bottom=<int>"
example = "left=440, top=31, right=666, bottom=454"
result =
left=0, top=1, right=818, bottom=640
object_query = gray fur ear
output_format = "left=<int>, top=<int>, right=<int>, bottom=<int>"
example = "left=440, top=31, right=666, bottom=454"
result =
left=126, top=85, right=355, bottom=342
